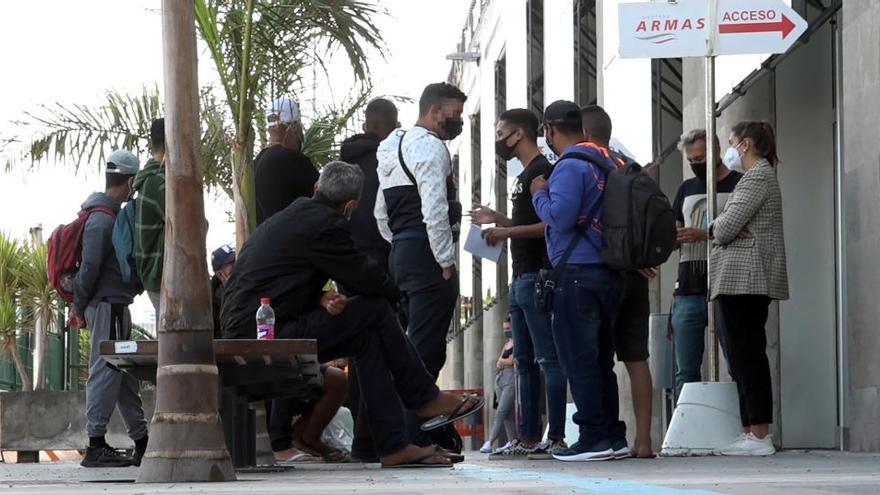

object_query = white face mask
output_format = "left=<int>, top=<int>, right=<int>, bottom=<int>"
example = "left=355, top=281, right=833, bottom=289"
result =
left=723, top=146, right=744, bottom=172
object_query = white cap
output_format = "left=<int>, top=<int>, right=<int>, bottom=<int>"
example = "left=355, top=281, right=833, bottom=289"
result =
left=266, top=98, right=301, bottom=127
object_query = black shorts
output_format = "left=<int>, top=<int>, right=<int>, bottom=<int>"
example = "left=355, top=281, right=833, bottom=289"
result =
left=613, top=271, right=650, bottom=362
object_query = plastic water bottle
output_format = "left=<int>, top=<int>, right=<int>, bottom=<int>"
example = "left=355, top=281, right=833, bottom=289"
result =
left=256, top=298, right=275, bottom=340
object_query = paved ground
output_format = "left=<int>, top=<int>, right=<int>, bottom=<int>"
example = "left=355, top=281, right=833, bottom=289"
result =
left=0, top=451, right=877, bottom=494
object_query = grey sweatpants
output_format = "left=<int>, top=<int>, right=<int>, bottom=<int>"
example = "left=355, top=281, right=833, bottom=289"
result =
left=85, top=302, right=148, bottom=440
left=490, top=367, right=516, bottom=443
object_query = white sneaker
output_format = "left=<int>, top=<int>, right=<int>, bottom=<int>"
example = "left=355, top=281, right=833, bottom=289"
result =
left=718, top=433, right=776, bottom=456
left=479, top=441, right=492, bottom=454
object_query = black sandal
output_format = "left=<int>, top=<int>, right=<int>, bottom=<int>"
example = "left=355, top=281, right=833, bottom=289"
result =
left=420, top=394, right=485, bottom=431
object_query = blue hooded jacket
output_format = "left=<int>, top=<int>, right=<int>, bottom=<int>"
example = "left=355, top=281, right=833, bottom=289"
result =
left=532, top=143, right=619, bottom=267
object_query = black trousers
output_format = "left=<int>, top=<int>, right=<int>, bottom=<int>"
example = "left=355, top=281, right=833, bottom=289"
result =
left=717, top=294, right=773, bottom=427
left=391, top=238, right=459, bottom=447
left=278, top=296, right=439, bottom=456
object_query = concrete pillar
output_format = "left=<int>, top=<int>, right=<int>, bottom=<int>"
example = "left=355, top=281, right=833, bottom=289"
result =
left=842, top=0, right=880, bottom=453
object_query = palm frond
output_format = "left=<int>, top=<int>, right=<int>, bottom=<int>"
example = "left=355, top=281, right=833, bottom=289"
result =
left=302, top=85, right=374, bottom=167
left=13, top=243, right=58, bottom=330
left=3, top=87, right=162, bottom=173
left=0, top=233, right=23, bottom=300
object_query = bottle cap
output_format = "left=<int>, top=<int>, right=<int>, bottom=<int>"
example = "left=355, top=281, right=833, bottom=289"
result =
left=260, top=298, right=271, bottom=305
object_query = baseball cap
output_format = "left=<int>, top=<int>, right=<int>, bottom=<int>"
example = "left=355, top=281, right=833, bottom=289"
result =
left=106, top=149, right=140, bottom=175
left=542, top=100, right=581, bottom=126
left=266, top=98, right=301, bottom=128
left=211, top=244, right=236, bottom=272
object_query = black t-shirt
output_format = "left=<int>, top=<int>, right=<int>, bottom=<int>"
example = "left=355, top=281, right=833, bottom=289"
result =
left=672, top=170, right=743, bottom=295
left=254, top=145, right=319, bottom=225
left=510, top=155, right=553, bottom=277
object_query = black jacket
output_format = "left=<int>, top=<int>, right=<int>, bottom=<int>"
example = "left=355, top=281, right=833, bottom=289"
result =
left=220, top=197, right=399, bottom=339
left=340, top=133, right=391, bottom=269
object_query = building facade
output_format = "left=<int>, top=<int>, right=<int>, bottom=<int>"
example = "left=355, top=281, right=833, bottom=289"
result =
left=440, top=0, right=880, bottom=453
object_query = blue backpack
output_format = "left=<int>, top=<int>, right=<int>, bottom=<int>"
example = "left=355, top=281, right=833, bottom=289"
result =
left=112, top=199, right=144, bottom=294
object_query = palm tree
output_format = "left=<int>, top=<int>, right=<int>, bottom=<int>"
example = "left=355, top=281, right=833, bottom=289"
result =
left=14, top=242, right=59, bottom=391
left=0, top=233, right=31, bottom=391
left=3, top=0, right=386, bottom=248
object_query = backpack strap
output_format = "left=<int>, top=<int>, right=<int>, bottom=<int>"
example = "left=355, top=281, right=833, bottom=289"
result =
left=84, top=205, right=117, bottom=219
left=397, top=131, right=418, bottom=186
left=558, top=150, right=614, bottom=175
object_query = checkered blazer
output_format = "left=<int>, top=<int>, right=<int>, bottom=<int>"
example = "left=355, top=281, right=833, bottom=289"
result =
left=709, top=160, right=789, bottom=301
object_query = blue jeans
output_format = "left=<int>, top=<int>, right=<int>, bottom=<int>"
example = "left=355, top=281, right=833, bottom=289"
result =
left=550, top=264, right=625, bottom=449
left=509, top=272, right=567, bottom=441
left=671, top=294, right=708, bottom=396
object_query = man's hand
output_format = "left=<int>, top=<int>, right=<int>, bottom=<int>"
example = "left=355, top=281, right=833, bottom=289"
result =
left=530, top=175, right=548, bottom=195
left=638, top=268, right=658, bottom=279
left=469, top=204, right=497, bottom=225
left=482, top=227, right=510, bottom=247
left=320, top=291, right=348, bottom=316
left=67, top=313, right=86, bottom=330
left=736, top=226, right=752, bottom=239
left=676, top=227, right=708, bottom=244
left=442, top=265, right=456, bottom=281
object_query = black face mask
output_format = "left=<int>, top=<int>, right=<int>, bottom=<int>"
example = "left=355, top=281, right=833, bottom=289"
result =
left=690, top=161, right=707, bottom=180
left=441, top=118, right=464, bottom=140
left=503, top=331, right=512, bottom=339
left=495, top=132, right=519, bottom=161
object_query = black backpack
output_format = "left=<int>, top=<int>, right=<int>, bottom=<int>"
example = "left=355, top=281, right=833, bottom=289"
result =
left=559, top=149, right=676, bottom=270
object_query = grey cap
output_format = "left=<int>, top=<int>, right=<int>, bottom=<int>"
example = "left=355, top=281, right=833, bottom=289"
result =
left=106, top=149, right=140, bottom=175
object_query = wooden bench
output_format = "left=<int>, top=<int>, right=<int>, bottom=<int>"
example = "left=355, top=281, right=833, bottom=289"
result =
left=100, top=339, right=323, bottom=468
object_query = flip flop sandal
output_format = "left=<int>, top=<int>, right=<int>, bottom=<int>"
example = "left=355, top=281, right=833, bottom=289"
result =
left=435, top=446, right=464, bottom=464
left=420, top=394, right=486, bottom=432
left=276, top=452, right=322, bottom=465
left=381, top=453, right=453, bottom=469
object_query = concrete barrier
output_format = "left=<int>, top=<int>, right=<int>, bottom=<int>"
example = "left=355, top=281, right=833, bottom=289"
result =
left=0, top=390, right=155, bottom=452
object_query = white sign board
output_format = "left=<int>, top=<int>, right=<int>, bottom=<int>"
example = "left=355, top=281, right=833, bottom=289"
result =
left=619, top=0, right=808, bottom=59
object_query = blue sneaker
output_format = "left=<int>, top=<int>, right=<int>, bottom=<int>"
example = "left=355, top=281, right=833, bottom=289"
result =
left=552, top=440, right=614, bottom=462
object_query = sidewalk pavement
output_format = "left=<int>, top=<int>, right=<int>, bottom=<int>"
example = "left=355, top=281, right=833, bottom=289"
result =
left=0, top=451, right=876, bottom=494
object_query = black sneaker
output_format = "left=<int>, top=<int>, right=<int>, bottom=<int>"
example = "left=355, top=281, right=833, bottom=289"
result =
left=80, top=445, right=133, bottom=468
left=132, top=449, right=144, bottom=467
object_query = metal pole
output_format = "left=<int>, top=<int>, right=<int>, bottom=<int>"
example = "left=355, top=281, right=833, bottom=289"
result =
left=705, top=0, right=719, bottom=382
left=832, top=13, right=849, bottom=451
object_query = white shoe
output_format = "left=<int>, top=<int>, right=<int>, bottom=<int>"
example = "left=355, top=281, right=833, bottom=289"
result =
left=718, top=433, right=776, bottom=456
left=479, top=441, right=492, bottom=454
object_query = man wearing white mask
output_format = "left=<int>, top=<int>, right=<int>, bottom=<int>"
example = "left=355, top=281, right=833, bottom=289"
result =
left=669, top=130, right=743, bottom=397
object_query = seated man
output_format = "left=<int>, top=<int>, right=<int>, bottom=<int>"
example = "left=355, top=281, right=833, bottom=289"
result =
left=220, top=161, right=483, bottom=468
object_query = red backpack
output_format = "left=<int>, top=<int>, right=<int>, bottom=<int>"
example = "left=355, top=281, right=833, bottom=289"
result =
left=47, top=206, right=116, bottom=303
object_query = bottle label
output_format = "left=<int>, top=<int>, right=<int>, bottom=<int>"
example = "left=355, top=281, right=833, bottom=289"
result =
left=257, top=324, right=274, bottom=340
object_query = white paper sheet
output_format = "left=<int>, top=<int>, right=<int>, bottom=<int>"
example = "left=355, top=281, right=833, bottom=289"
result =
left=463, top=224, right=504, bottom=263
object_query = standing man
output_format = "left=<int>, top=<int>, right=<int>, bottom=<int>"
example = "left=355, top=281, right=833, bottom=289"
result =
left=70, top=150, right=149, bottom=468
left=582, top=105, right=654, bottom=459
left=531, top=101, right=625, bottom=462
left=339, top=97, right=400, bottom=462
left=255, top=97, right=319, bottom=225
left=671, top=130, right=742, bottom=396
left=470, top=108, right=568, bottom=459
left=375, top=82, right=466, bottom=447
left=134, top=118, right=166, bottom=318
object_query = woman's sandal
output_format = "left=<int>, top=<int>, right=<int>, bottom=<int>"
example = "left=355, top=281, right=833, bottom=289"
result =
left=292, top=441, right=350, bottom=463
left=421, top=394, right=486, bottom=431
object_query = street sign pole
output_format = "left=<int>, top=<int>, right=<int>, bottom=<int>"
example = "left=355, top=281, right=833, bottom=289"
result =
left=705, top=0, right=719, bottom=382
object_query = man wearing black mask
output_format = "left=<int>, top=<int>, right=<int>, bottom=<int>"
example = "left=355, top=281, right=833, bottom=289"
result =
left=470, top=109, right=568, bottom=459
left=671, top=129, right=742, bottom=397
left=375, top=82, right=466, bottom=449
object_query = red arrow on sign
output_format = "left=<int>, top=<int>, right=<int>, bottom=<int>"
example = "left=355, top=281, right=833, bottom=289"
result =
left=719, top=14, right=797, bottom=39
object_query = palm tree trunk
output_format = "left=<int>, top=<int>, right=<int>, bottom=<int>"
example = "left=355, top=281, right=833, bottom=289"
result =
left=138, top=0, right=235, bottom=482
left=8, top=340, right=32, bottom=392
left=233, top=0, right=256, bottom=251
left=31, top=310, right=48, bottom=390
